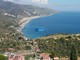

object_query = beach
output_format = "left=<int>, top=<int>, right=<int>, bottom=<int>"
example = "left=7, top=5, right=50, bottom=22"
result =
left=17, top=15, right=52, bottom=39
left=16, top=16, right=41, bottom=40
left=18, top=16, right=40, bottom=32
left=21, top=12, right=80, bottom=39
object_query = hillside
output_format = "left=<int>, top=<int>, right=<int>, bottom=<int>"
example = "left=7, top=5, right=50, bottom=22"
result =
left=35, top=34, right=80, bottom=57
left=0, top=14, right=27, bottom=53
left=0, top=0, right=55, bottom=53
left=0, top=0, right=55, bottom=18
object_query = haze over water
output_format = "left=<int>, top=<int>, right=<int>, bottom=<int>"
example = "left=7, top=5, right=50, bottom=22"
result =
left=21, top=12, right=80, bottom=39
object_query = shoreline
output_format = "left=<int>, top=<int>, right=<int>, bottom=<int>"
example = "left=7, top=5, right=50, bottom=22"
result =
left=18, top=16, right=40, bottom=32
left=17, top=15, right=53, bottom=39
left=16, top=16, right=41, bottom=40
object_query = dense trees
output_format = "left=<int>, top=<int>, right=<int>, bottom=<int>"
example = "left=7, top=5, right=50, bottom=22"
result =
left=70, top=43, right=77, bottom=60
left=49, top=52, right=55, bottom=60
left=35, top=34, right=80, bottom=58
left=0, top=14, right=26, bottom=53
left=0, top=55, right=7, bottom=60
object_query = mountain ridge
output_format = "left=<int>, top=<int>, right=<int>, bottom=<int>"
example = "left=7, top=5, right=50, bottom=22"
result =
left=0, top=0, right=55, bottom=19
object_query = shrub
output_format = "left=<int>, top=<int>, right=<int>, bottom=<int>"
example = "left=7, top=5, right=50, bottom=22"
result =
left=0, top=54, right=7, bottom=60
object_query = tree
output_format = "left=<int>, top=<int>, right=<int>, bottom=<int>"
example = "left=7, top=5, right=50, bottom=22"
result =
left=49, top=52, right=55, bottom=60
left=70, top=43, right=77, bottom=60
left=0, top=55, right=7, bottom=60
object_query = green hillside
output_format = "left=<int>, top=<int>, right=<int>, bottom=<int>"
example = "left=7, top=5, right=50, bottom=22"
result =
left=0, top=14, right=26, bottom=53
left=35, top=34, right=80, bottom=57
left=0, top=0, right=55, bottom=18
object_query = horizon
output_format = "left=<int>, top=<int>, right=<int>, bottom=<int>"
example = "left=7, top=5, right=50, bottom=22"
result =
left=4, top=0, right=80, bottom=12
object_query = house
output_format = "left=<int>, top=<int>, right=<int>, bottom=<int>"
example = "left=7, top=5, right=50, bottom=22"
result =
left=60, top=57, right=68, bottom=60
left=40, top=53, right=51, bottom=60
left=8, top=48, right=15, bottom=52
left=54, top=57, right=69, bottom=60
left=54, top=57, right=59, bottom=60
left=8, top=54, right=24, bottom=60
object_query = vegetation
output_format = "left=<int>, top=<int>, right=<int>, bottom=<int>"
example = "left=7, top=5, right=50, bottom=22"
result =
left=25, top=46, right=31, bottom=50
left=0, top=54, right=7, bottom=60
left=70, top=43, right=78, bottom=60
left=0, top=0, right=55, bottom=18
left=0, top=14, right=27, bottom=53
left=49, top=52, right=55, bottom=60
left=25, top=55, right=34, bottom=60
left=35, top=34, right=80, bottom=58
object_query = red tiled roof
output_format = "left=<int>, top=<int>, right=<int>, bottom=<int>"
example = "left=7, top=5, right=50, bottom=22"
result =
left=40, top=53, right=50, bottom=59
left=8, top=55, right=24, bottom=60
left=13, top=56, right=19, bottom=60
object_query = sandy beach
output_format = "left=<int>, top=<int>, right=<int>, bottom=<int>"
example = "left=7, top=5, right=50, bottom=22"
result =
left=18, top=16, right=40, bottom=32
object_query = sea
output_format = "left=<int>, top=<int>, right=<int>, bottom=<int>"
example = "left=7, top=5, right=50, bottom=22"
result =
left=21, top=12, right=80, bottom=39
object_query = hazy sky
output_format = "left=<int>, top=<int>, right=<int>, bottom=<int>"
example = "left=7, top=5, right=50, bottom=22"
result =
left=4, top=0, right=80, bottom=11
left=49, top=0, right=80, bottom=11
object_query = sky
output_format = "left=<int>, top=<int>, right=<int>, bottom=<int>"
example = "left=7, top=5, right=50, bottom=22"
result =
left=49, top=0, right=80, bottom=11
left=4, top=0, right=80, bottom=11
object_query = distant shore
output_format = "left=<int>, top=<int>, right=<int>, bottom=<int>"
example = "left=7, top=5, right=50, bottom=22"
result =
left=17, top=15, right=53, bottom=39
left=16, top=16, right=41, bottom=40
left=18, top=16, right=40, bottom=32
left=17, top=13, right=54, bottom=32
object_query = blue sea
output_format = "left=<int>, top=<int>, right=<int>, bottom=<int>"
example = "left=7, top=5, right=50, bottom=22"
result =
left=21, top=12, right=80, bottom=39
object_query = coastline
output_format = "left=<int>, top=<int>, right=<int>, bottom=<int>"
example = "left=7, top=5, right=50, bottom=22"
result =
left=16, top=16, right=41, bottom=40
left=18, top=16, right=40, bottom=32
left=17, top=14, right=53, bottom=39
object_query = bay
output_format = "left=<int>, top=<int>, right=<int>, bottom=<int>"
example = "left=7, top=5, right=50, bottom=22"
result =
left=21, top=12, right=80, bottom=39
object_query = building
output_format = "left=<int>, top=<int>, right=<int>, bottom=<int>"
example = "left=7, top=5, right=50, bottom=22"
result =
left=40, top=53, right=51, bottom=60
left=8, top=54, right=24, bottom=60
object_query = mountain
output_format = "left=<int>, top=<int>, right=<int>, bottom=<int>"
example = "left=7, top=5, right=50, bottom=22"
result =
left=0, top=0, right=55, bottom=18
left=0, top=0, right=55, bottom=53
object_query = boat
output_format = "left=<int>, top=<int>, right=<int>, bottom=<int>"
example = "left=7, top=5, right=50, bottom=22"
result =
left=35, top=27, right=45, bottom=32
